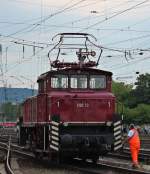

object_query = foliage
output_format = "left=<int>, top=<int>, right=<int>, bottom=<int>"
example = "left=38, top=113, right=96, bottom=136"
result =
left=112, top=74, right=150, bottom=124
left=124, top=104, right=150, bottom=124
left=132, top=73, right=150, bottom=105
left=0, top=102, right=21, bottom=122
left=112, top=81, right=133, bottom=106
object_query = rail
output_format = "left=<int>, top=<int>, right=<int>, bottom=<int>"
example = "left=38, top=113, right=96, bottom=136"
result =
left=58, top=156, right=150, bottom=174
left=5, top=137, right=15, bottom=174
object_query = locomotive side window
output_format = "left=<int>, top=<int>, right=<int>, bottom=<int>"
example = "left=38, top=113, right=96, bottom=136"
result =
left=90, top=75, right=106, bottom=89
left=71, top=75, right=87, bottom=89
left=51, top=75, right=68, bottom=88
left=39, top=80, right=44, bottom=92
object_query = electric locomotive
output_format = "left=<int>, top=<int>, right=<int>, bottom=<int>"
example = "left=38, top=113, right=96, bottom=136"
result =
left=19, top=33, right=122, bottom=162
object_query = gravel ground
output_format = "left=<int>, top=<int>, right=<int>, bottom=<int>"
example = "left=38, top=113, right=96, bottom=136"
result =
left=0, top=163, right=6, bottom=174
left=10, top=155, right=150, bottom=174
left=0, top=151, right=6, bottom=174
left=12, top=158, right=82, bottom=174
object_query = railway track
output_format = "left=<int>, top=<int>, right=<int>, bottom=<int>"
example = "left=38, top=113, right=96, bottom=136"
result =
left=107, top=151, right=150, bottom=164
left=0, top=136, right=18, bottom=144
left=60, top=157, right=150, bottom=174
left=97, top=158, right=150, bottom=174
left=0, top=142, right=34, bottom=159
left=123, top=134, right=150, bottom=149
left=1, top=143, right=150, bottom=174
left=0, top=138, right=35, bottom=174
left=124, top=147, right=150, bottom=155
left=0, top=129, right=150, bottom=174
left=0, top=138, right=15, bottom=174
left=0, top=128, right=18, bottom=144
left=5, top=139, right=15, bottom=174
left=0, top=128, right=17, bottom=136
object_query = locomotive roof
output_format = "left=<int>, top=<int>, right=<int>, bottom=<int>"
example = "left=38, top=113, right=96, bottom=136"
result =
left=37, top=67, right=112, bottom=81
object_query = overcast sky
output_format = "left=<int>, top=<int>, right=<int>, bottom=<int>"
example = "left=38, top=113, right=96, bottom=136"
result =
left=0, top=0, right=150, bottom=88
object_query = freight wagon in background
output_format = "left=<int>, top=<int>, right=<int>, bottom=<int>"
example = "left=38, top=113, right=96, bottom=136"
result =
left=19, top=33, right=123, bottom=163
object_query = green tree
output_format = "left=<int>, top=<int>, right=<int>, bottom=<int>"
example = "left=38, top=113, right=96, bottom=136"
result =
left=133, top=73, right=150, bottom=104
left=0, top=102, right=21, bottom=122
left=112, top=81, right=133, bottom=105
left=112, top=76, right=150, bottom=124
left=124, top=104, right=150, bottom=124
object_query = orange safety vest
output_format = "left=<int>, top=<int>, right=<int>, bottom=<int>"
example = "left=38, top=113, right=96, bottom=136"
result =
left=128, top=128, right=140, bottom=147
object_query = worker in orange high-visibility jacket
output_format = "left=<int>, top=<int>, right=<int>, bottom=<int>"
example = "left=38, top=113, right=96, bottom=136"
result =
left=123, top=124, right=141, bottom=169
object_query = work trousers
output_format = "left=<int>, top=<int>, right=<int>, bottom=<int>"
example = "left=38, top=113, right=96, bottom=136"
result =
left=129, top=145, right=140, bottom=165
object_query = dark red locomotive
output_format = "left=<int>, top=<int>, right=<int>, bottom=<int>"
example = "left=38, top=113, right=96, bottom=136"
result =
left=19, top=33, right=122, bottom=162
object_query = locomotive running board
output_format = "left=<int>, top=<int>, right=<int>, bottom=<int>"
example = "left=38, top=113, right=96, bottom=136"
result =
left=113, top=120, right=122, bottom=151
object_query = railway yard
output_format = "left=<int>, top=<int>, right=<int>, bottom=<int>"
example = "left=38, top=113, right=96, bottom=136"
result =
left=0, top=128, right=150, bottom=174
left=1, top=0, right=150, bottom=173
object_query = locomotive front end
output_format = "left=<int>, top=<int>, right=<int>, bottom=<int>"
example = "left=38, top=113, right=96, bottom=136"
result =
left=49, top=73, right=122, bottom=161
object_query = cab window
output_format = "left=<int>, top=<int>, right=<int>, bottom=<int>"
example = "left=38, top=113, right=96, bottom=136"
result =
left=51, top=75, right=68, bottom=88
left=71, top=75, right=87, bottom=89
left=90, top=75, right=106, bottom=89
left=39, top=81, right=44, bottom=92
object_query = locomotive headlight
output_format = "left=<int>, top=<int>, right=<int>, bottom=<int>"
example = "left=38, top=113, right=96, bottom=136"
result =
left=106, top=121, right=112, bottom=126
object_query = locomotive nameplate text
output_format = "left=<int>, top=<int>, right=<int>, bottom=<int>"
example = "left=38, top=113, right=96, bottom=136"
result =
left=76, top=103, right=89, bottom=108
